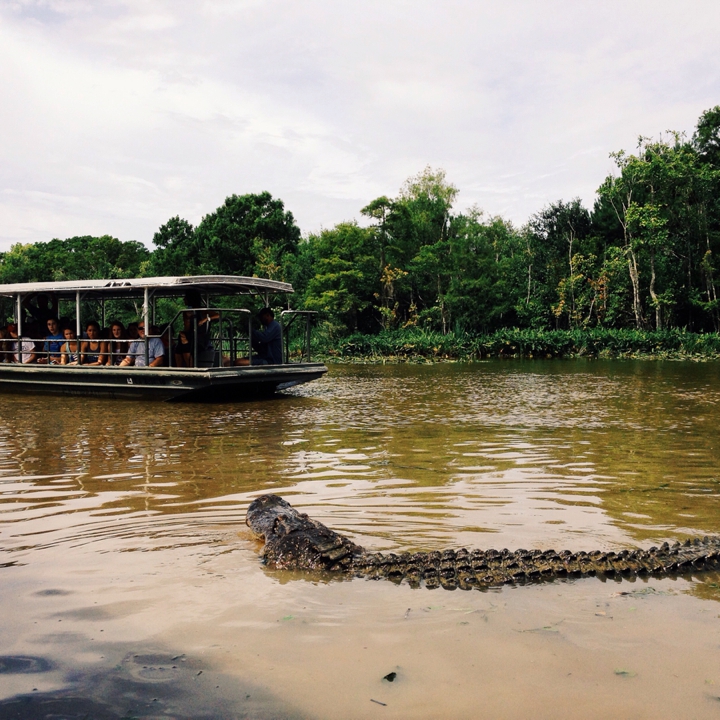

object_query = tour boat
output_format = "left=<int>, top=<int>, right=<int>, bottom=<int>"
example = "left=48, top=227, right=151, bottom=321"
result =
left=0, top=275, right=327, bottom=401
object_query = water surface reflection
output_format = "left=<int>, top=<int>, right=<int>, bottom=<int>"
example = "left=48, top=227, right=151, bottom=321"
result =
left=2, top=361, right=719, bottom=554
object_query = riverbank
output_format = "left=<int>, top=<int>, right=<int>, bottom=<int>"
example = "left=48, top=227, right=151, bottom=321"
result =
left=309, top=328, right=720, bottom=362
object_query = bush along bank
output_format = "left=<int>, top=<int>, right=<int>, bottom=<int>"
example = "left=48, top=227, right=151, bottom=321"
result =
left=307, top=328, right=720, bottom=363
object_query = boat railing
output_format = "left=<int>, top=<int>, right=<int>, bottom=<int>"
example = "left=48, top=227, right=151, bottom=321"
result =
left=0, top=343, right=15, bottom=364
left=1, top=306, right=319, bottom=367
left=2, top=334, right=141, bottom=366
left=280, top=310, right=317, bottom=363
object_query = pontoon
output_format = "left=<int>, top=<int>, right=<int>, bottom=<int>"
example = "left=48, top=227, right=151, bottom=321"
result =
left=0, top=275, right=327, bottom=401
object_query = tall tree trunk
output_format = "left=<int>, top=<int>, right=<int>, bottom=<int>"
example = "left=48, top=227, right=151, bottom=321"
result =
left=438, top=274, right=448, bottom=334
left=627, top=248, right=644, bottom=329
left=705, top=223, right=720, bottom=332
left=526, top=264, right=532, bottom=305
left=649, top=254, right=661, bottom=330
left=567, top=231, right=575, bottom=329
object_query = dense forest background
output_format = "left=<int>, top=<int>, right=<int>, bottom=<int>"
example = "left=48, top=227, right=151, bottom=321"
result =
left=2, top=107, right=720, bottom=344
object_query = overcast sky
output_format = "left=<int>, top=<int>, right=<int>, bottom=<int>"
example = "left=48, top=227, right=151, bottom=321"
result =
left=1, top=0, right=719, bottom=252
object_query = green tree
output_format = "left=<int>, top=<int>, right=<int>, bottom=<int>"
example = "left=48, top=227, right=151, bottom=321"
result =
left=525, top=199, right=593, bottom=329
left=443, top=211, right=516, bottom=332
left=0, top=236, right=150, bottom=284
left=149, top=216, right=196, bottom=276
left=383, top=167, right=459, bottom=328
left=302, top=223, right=378, bottom=334
left=595, top=128, right=720, bottom=331
left=694, top=105, right=720, bottom=167
left=192, top=192, right=301, bottom=279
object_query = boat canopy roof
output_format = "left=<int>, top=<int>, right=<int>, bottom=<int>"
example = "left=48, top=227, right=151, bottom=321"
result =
left=0, top=275, right=293, bottom=300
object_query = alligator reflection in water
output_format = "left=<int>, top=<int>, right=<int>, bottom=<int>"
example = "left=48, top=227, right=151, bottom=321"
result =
left=247, top=495, right=720, bottom=590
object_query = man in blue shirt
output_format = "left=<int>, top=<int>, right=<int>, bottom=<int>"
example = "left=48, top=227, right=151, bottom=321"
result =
left=235, top=308, right=282, bottom=366
left=39, top=317, right=64, bottom=364
left=119, top=322, right=165, bottom=367
left=251, top=308, right=282, bottom=365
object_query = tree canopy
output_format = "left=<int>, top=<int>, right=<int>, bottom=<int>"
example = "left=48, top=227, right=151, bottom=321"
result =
left=149, top=192, right=301, bottom=281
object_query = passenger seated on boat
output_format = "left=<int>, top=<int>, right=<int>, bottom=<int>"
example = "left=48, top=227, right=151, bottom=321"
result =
left=105, top=320, right=127, bottom=366
left=119, top=321, right=165, bottom=367
left=60, top=327, right=80, bottom=365
left=174, top=311, right=214, bottom=367
left=233, top=308, right=282, bottom=366
left=0, top=325, right=11, bottom=363
left=38, top=317, right=64, bottom=364
left=7, top=322, right=37, bottom=364
left=174, top=311, right=194, bottom=367
left=127, top=322, right=139, bottom=340
left=81, top=321, right=107, bottom=366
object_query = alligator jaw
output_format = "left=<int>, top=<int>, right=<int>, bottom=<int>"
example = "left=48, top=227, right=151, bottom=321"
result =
left=246, top=494, right=720, bottom=589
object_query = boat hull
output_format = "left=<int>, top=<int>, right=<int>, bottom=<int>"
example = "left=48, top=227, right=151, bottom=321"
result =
left=0, top=363, right=328, bottom=402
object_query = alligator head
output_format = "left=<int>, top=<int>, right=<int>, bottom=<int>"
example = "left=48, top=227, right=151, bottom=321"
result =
left=246, top=494, right=362, bottom=571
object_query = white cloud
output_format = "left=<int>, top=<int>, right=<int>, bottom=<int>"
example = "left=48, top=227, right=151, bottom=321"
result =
left=0, top=0, right=719, bottom=250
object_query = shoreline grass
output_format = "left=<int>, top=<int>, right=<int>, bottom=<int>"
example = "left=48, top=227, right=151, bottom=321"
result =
left=301, top=328, right=720, bottom=363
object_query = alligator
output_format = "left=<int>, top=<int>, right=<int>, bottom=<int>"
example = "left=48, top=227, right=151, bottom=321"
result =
left=246, top=494, right=720, bottom=590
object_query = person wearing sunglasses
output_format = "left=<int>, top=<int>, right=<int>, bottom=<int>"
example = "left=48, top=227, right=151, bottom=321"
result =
left=118, top=322, right=165, bottom=367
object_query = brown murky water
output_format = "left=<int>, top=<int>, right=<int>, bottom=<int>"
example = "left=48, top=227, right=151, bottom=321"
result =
left=1, top=360, right=720, bottom=719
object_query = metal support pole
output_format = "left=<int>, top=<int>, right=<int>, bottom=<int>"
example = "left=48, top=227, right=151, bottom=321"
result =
left=16, top=294, right=22, bottom=335
left=193, top=313, right=198, bottom=368
left=229, top=316, right=235, bottom=365
left=101, top=298, right=106, bottom=329
left=306, top=315, right=311, bottom=362
left=217, top=310, right=222, bottom=367
left=248, top=314, right=253, bottom=365
left=143, top=287, right=150, bottom=366
left=76, top=292, right=82, bottom=365
left=284, top=323, right=289, bottom=364
left=75, top=293, right=81, bottom=338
